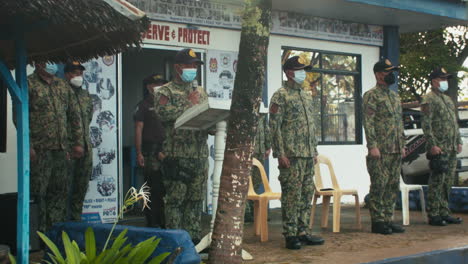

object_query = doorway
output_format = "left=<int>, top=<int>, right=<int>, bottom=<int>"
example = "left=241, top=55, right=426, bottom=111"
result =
left=121, top=46, right=205, bottom=195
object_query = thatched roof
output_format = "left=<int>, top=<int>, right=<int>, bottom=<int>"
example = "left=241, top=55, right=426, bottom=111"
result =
left=0, top=0, right=150, bottom=68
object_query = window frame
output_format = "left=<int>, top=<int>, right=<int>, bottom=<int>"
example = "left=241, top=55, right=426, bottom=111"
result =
left=282, top=46, right=363, bottom=145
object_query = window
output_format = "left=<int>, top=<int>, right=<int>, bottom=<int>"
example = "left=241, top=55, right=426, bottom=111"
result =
left=281, top=47, right=362, bottom=144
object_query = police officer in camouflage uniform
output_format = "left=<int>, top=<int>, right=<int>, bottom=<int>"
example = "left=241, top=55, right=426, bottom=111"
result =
left=64, top=62, right=93, bottom=221
left=244, top=112, right=271, bottom=222
left=363, top=59, right=405, bottom=235
left=270, top=56, right=324, bottom=250
left=421, top=67, right=463, bottom=226
left=154, top=48, right=208, bottom=243
left=26, top=62, right=84, bottom=232
left=134, top=74, right=167, bottom=228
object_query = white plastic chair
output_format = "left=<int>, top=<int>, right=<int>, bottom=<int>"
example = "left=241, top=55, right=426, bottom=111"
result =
left=400, top=175, right=427, bottom=226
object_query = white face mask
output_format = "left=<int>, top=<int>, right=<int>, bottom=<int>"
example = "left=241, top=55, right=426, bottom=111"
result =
left=70, top=76, right=84, bottom=87
left=438, top=80, right=448, bottom=92
left=293, top=70, right=306, bottom=85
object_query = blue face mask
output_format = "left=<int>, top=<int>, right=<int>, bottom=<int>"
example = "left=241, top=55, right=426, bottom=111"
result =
left=181, top=68, right=197, bottom=83
left=45, top=63, right=58, bottom=75
left=438, top=81, right=448, bottom=92
left=293, top=69, right=306, bottom=85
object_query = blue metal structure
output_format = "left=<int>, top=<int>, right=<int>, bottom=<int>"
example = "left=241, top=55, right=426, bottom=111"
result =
left=346, top=0, right=467, bottom=20
left=382, top=26, right=400, bottom=92
left=0, top=23, right=30, bottom=264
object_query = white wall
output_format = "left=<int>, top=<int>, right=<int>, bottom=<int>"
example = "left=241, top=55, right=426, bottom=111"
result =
left=266, top=35, right=379, bottom=207
left=0, top=66, right=35, bottom=194
left=0, top=90, right=18, bottom=194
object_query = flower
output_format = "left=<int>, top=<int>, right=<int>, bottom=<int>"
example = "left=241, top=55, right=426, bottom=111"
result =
left=123, top=182, right=151, bottom=213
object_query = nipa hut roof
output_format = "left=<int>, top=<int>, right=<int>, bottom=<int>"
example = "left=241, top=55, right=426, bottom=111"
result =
left=0, top=0, right=150, bottom=68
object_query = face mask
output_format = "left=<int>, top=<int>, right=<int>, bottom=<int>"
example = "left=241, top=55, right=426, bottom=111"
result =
left=438, top=81, right=448, bottom=92
left=180, top=68, right=197, bottom=83
left=293, top=69, right=306, bottom=85
left=45, top=63, right=58, bottom=75
left=384, top=72, right=396, bottom=85
left=70, top=76, right=84, bottom=87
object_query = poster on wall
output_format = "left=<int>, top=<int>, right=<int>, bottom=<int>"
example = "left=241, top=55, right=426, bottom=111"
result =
left=206, top=49, right=238, bottom=101
left=81, top=55, right=119, bottom=224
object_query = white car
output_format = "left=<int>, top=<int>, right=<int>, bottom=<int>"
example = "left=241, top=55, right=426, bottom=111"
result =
left=402, top=109, right=468, bottom=185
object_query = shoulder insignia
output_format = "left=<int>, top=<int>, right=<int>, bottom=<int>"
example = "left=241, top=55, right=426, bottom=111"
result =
left=159, top=95, right=169, bottom=105
left=270, top=103, right=279, bottom=114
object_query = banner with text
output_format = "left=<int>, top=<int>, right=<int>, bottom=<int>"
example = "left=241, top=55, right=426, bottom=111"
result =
left=81, top=56, right=119, bottom=224
left=142, top=21, right=212, bottom=47
left=131, top=0, right=383, bottom=46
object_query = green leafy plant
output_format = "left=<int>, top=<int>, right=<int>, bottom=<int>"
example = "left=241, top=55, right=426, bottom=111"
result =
left=35, top=227, right=169, bottom=264
left=10, top=183, right=171, bottom=264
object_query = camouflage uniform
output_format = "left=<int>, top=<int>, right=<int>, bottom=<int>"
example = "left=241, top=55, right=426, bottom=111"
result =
left=68, top=85, right=93, bottom=221
left=270, top=82, right=317, bottom=237
left=154, top=81, right=208, bottom=240
left=421, top=91, right=462, bottom=218
left=363, top=84, right=405, bottom=223
left=245, top=113, right=271, bottom=220
left=27, top=72, right=83, bottom=232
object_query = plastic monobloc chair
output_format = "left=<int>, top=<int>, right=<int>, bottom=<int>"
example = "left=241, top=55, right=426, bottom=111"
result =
left=247, top=158, right=281, bottom=242
left=309, top=155, right=361, bottom=232
left=400, top=175, right=427, bottom=225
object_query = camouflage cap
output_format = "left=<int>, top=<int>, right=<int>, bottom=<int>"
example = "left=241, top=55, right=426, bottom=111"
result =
left=64, top=61, right=85, bottom=73
left=283, top=56, right=312, bottom=71
left=174, top=48, right=204, bottom=64
left=373, top=58, right=399, bottom=73
left=429, top=67, right=453, bottom=80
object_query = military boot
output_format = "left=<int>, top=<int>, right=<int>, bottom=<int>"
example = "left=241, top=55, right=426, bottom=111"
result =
left=298, top=234, right=325, bottom=245
left=371, top=222, right=392, bottom=235
left=441, top=215, right=462, bottom=224
left=387, top=222, right=405, bottom=233
left=285, top=236, right=301, bottom=250
left=428, top=216, right=447, bottom=226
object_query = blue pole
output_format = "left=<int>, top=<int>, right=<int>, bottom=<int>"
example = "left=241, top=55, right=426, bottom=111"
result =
left=14, top=30, right=30, bottom=264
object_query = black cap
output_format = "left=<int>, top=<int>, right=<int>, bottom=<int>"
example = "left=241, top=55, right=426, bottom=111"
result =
left=143, top=74, right=167, bottom=86
left=373, top=58, right=399, bottom=73
left=429, top=67, right=453, bottom=80
left=174, top=48, right=204, bottom=65
left=64, top=61, right=85, bottom=73
left=283, top=56, right=312, bottom=71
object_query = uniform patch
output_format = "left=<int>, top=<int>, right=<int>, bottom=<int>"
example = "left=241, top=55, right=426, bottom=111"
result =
left=189, top=49, right=196, bottom=58
left=159, top=95, right=169, bottom=105
left=298, top=56, right=306, bottom=65
left=270, top=103, right=279, bottom=114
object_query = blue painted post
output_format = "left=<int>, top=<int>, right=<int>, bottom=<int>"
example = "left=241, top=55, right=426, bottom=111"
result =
left=14, top=31, right=30, bottom=264
left=382, top=26, right=400, bottom=92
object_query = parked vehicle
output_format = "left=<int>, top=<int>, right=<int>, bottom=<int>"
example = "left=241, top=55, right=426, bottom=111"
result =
left=402, top=108, right=468, bottom=185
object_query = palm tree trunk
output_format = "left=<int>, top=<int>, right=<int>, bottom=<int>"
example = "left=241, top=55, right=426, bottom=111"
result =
left=208, top=0, right=272, bottom=263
